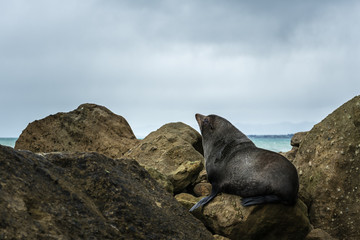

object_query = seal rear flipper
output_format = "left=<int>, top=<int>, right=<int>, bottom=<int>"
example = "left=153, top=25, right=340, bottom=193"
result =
left=189, top=188, right=218, bottom=212
left=241, top=195, right=281, bottom=207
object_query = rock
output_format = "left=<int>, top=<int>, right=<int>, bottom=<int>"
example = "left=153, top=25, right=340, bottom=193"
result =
left=291, top=131, right=308, bottom=147
left=0, top=145, right=213, bottom=239
left=281, top=147, right=298, bottom=162
left=144, top=167, right=174, bottom=193
left=175, top=193, right=207, bottom=224
left=282, top=131, right=309, bottom=161
left=15, top=103, right=139, bottom=158
left=196, top=193, right=311, bottom=240
left=193, top=182, right=212, bottom=197
left=126, top=122, right=204, bottom=193
left=175, top=193, right=202, bottom=210
left=213, top=234, right=231, bottom=240
left=195, top=169, right=208, bottom=183
left=305, top=229, right=337, bottom=240
left=293, top=96, right=360, bottom=239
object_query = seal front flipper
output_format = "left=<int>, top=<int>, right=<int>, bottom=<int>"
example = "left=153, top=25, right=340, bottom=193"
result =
left=241, top=195, right=281, bottom=206
left=189, top=188, right=219, bottom=212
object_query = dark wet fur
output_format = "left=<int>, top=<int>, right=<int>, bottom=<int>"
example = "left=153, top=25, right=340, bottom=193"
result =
left=241, top=195, right=282, bottom=206
left=190, top=114, right=299, bottom=212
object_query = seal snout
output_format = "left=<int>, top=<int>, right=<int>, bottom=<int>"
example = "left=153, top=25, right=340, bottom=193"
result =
left=195, top=113, right=205, bottom=128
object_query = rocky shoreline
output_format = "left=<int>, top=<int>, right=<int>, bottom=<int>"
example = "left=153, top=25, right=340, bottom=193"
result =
left=1, top=96, right=360, bottom=239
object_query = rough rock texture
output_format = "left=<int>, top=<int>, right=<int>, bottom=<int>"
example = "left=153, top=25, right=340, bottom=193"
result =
left=126, top=122, right=204, bottom=193
left=305, top=229, right=337, bottom=240
left=293, top=96, right=360, bottom=240
left=0, top=145, right=213, bottom=240
left=175, top=193, right=203, bottom=211
left=196, top=169, right=208, bottom=183
left=213, top=234, right=231, bottom=240
left=15, top=103, right=139, bottom=158
left=282, top=132, right=309, bottom=161
left=281, top=147, right=298, bottom=162
left=194, top=193, right=311, bottom=240
left=193, top=182, right=212, bottom=197
left=291, top=131, right=309, bottom=147
left=145, top=167, right=174, bottom=193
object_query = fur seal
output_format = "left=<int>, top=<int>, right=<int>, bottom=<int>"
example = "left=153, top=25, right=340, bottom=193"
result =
left=190, top=114, right=299, bottom=211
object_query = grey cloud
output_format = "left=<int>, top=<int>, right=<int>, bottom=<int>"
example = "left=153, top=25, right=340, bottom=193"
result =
left=1, top=0, right=360, bottom=137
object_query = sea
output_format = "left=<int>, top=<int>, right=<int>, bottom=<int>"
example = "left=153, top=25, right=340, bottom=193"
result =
left=248, top=135, right=293, bottom=152
left=0, top=135, right=293, bottom=153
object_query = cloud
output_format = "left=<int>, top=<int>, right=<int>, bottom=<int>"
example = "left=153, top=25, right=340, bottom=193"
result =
left=0, top=0, right=359, bottom=137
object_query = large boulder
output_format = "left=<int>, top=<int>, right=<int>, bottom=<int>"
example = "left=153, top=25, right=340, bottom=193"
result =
left=180, top=193, right=310, bottom=240
left=126, top=122, right=204, bottom=193
left=15, top=103, right=139, bottom=158
left=0, top=145, right=213, bottom=239
left=293, top=96, right=360, bottom=239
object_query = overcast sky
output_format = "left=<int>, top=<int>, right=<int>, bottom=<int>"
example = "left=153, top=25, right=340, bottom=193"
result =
left=1, top=0, right=359, bottom=138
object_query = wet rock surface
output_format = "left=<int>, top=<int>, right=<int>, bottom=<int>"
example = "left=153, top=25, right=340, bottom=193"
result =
left=0, top=145, right=213, bottom=239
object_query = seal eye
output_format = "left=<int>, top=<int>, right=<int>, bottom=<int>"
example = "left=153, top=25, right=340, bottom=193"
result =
left=203, top=118, right=214, bottom=130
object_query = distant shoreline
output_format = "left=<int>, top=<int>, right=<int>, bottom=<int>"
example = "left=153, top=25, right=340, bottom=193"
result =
left=0, top=135, right=294, bottom=140
left=248, top=134, right=294, bottom=138
left=0, top=135, right=293, bottom=152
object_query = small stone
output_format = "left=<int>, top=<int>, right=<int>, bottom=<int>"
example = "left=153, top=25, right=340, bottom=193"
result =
left=193, top=182, right=212, bottom=197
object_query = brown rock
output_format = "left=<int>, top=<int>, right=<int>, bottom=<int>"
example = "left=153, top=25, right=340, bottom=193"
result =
left=126, top=122, right=204, bottom=192
left=0, top=145, right=214, bottom=239
left=305, top=229, right=337, bottom=240
left=293, top=96, right=360, bottom=240
left=291, top=131, right=308, bottom=147
left=213, top=234, right=231, bottom=240
left=144, top=167, right=174, bottom=193
left=175, top=193, right=203, bottom=210
left=197, top=193, right=311, bottom=240
left=194, top=182, right=212, bottom=197
left=175, top=193, right=206, bottom=223
left=281, top=131, right=309, bottom=162
left=281, top=146, right=298, bottom=161
left=15, top=103, right=139, bottom=158
left=196, top=169, right=208, bottom=183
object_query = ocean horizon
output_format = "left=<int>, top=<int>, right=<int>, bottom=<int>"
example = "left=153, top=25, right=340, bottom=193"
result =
left=0, top=135, right=293, bottom=153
